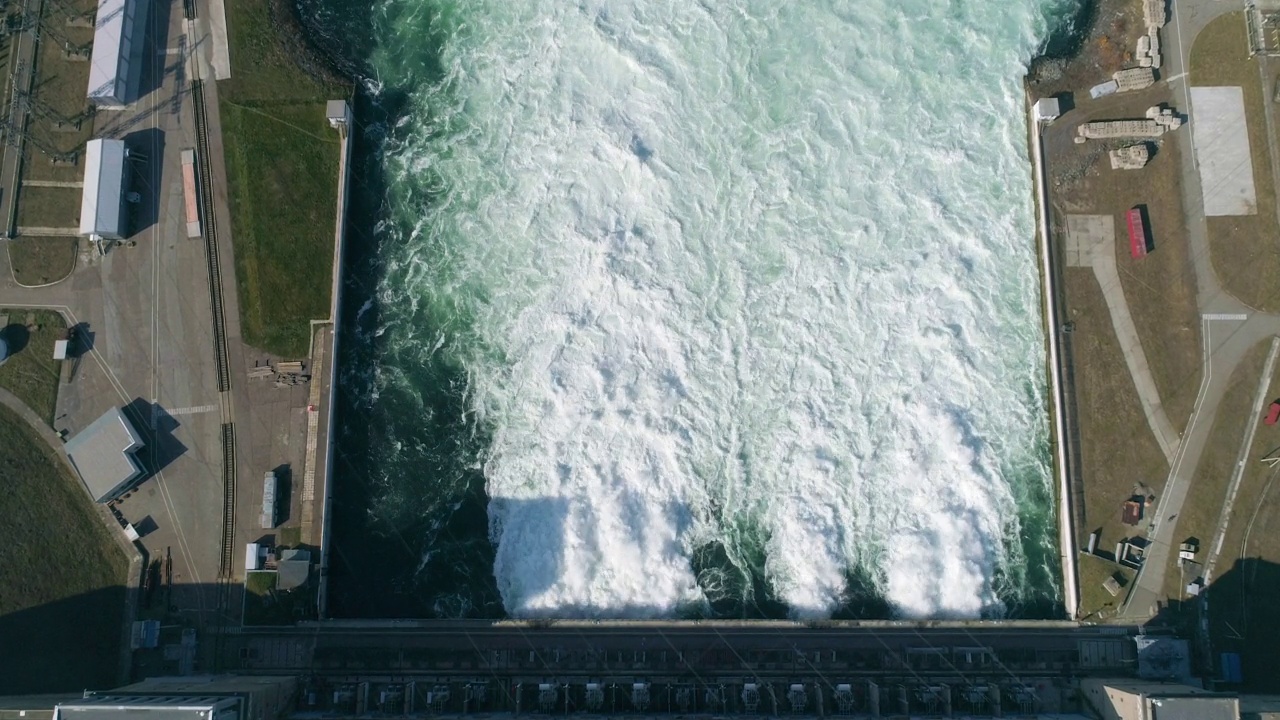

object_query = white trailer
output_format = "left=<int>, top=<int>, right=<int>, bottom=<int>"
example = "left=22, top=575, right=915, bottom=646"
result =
left=245, top=542, right=261, bottom=572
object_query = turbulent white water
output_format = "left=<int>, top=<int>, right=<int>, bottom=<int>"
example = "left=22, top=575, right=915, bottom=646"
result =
left=369, top=0, right=1066, bottom=618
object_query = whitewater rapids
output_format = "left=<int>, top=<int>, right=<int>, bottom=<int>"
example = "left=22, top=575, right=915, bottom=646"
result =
left=360, top=0, right=1068, bottom=618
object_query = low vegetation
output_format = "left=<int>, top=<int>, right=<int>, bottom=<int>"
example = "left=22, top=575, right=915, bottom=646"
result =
left=1077, top=552, right=1134, bottom=621
left=0, top=309, right=67, bottom=423
left=220, top=0, right=349, bottom=357
left=1160, top=342, right=1272, bottom=603
left=1063, top=269, right=1170, bottom=558
left=1192, top=12, right=1280, bottom=312
left=243, top=569, right=314, bottom=626
left=1206, top=346, right=1280, bottom=690
left=7, top=238, right=78, bottom=287
left=0, top=404, right=128, bottom=693
left=1045, top=84, right=1202, bottom=435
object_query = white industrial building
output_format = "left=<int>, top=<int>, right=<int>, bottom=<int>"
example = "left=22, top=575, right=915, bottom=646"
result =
left=64, top=405, right=146, bottom=503
left=86, top=0, right=150, bottom=107
left=52, top=677, right=298, bottom=720
left=79, top=138, right=127, bottom=240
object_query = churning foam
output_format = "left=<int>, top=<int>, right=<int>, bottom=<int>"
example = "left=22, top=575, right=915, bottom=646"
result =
left=369, top=0, right=1067, bottom=618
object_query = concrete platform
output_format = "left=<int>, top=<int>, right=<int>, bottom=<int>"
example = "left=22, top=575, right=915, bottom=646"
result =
left=1190, top=86, right=1259, bottom=216
left=1063, top=214, right=1111, bottom=267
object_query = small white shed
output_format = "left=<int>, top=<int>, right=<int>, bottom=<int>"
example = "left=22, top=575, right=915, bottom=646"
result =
left=1033, top=97, right=1061, bottom=123
left=245, top=542, right=262, bottom=572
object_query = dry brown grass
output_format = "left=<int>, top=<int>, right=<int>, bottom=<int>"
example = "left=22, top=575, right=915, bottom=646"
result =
left=0, top=404, right=128, bottom=693
left=7, top=237, right=77, bottom=286
left=1047, top=88, right=1203, bottom=433
left=1217, top=365, right=1280, bottom=580
left=0, top=309, right=67, bottom=423
left=1078, top=551, right=1136, bottom=621
left=1192, top=13, right=1280, bottom=312
left=16, top=0, right=96, bottom=185
left=15, top=185, right=80, bottom=228
left=1158, top=341, right=1272, bottom=603
left=1063, top=267, right=1170, bottom=555
left=1204, top=346, right=1280, bottom=690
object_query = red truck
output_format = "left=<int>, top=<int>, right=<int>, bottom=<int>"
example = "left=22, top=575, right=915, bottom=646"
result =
left=1265, top=401, right=1280, bottom=426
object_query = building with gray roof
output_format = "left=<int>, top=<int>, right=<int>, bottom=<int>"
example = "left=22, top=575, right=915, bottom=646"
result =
left=64, top=406, right=145, bottom=503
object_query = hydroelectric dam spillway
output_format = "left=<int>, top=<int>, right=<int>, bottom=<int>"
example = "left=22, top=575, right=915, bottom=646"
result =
left=226, top=621, right=1143, bottom=716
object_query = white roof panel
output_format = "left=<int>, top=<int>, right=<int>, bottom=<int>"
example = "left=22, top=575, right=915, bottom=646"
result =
left=87, top=0, right=128, bottom=104
left=64, top=406, right=145, bottom=502
left=79, top=138, right=126, bottom=238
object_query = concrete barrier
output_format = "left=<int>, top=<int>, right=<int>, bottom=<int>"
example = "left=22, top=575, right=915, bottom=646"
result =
left=315, top=100, right=355, bottom=619
left=1028, top=98, right=1081, bottom=620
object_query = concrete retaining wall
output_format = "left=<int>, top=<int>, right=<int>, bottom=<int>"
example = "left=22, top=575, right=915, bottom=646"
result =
left=315, top=101, right=354, bottom=619
left=1028, top=98, right=1081, bottom=620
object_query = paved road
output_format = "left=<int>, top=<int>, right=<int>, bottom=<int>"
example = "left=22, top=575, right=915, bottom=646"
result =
left=0, top=0, right=235, bottom=642
left=1118, top=0, right=1280, bottom=618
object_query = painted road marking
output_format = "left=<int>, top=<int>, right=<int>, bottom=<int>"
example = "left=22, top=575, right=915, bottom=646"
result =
left=151, top=403, right=218, bottom=427
left=1202, top=313, right=1248, bottom=321
left=165, top=404, right=219, bottom=416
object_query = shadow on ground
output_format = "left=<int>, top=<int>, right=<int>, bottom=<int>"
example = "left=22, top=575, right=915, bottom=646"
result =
left=0, top=323, right=30, bottom=356
left=121, top=398, right=188, bottom=479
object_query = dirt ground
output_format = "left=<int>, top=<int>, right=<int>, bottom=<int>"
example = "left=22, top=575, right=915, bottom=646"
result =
left=1192, top=13, right=1280, bottom=313
left=1062, top=268, right=1169, bottom=557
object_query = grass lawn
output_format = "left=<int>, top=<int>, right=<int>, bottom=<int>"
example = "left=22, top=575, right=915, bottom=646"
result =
left=0, top=404, right=128, bottom=693
left=1063, top=268, right=1170, bottom=554
left=221, top=102, right=340, bottom=355
left=219, top=0, right=349, bottom=358
left=1077, top=552, right=1135, bottom=621
left=7, top=237, right=78, bottom=286
left=243, top=569, right=315, bottom=626
left=1192, top=12, right=1280, bottom=312
left=278, top=525, right=302, bottom=548
left=0, top=309, right=67, bottom=423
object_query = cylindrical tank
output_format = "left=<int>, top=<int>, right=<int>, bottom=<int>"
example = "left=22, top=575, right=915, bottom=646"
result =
left=0, top=336, right=8, bottom=365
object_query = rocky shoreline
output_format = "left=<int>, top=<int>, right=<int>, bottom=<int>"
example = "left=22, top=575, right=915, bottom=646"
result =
left=1029, top=0, right=1150, bottom=99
